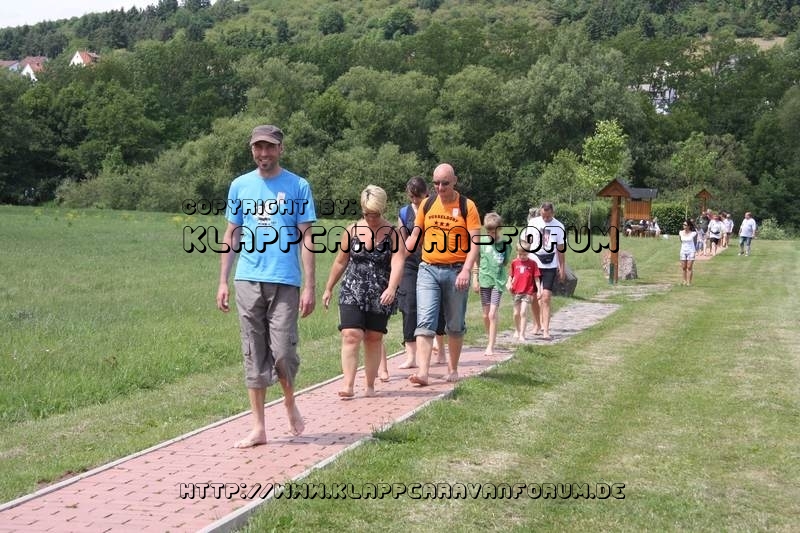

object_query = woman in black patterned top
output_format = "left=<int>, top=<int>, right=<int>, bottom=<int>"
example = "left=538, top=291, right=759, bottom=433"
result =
left=323, top=185, right=406, bottom=399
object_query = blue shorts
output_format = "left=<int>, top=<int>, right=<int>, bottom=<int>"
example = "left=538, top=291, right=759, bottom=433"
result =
left=414, top=262, right=469, bottom=338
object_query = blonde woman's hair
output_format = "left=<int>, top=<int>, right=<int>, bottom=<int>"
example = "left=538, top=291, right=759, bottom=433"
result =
left=483, top=212, right=502, bottom=230
left=361, top=185, right=387, bottom=214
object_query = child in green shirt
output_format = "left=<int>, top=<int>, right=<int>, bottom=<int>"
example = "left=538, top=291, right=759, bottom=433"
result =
left=472, top=212, right=510, bottom=356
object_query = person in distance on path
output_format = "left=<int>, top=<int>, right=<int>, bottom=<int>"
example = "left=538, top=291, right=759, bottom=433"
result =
left=521, top=202, right=566, bottom=341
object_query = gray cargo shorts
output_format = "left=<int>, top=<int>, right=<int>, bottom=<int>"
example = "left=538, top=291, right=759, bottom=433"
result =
left=234, top=280, right=300, bottom=389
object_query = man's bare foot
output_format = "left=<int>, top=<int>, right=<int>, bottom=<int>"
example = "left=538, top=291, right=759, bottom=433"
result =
left=287, top=403, right=304, bottom=436
left=338, top=390, right=355, bottom=400
left=379, top=371, right=390, bottom=382
left=233, top=428, right=267, bottom=448
left=398, top=360, right=417, bottom=369
left=409, top=374, right=429, bottom=386
left=364, top=386, right=376, bottom=397
left=445, top=371, right=459, bottom=382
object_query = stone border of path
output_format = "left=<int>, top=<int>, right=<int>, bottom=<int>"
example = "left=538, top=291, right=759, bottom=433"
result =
left=0, top=282, right=674, bottom=532
left=195, top=358, right=479, bottom=533
left=0, top=349, right=514, bottom=532
left=0, top=372, right=349, bottom=514
left=205, top=284, right=677, bottom=532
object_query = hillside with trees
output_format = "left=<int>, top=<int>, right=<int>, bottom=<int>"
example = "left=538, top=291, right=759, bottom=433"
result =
left=1, top=0, right=799, bottom=230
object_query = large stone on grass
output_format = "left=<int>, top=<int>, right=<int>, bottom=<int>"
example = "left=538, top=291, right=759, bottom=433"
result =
left=553, top=265, right=578, bottom=297
left=601, top=251, right=638, bottom=280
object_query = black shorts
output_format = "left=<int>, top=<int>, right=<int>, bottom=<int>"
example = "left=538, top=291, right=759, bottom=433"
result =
left=710, top=237, right=720, bottom=244
left=539, top=268, right=558, bottom=292
left=338, top=304, right=390, bottom=334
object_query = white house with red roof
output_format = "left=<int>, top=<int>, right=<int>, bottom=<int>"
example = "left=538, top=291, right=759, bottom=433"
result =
left=69, top=50, right=100, bottom=67
left=19, top=56, right=48, bottom=81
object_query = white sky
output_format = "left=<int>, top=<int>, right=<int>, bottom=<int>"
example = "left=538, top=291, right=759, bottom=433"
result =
left=1, top=0, right=146, bottom=29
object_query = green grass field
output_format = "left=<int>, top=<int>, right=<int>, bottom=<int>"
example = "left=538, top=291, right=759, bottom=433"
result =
left=1, top=205, right=798, bottom=531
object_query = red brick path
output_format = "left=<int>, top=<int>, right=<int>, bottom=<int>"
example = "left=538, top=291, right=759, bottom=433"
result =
left=0, top=348, right=511, bottom=533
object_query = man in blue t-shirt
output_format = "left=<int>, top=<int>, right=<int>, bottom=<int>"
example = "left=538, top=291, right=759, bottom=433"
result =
left=217, top=125, right=317, bottom=448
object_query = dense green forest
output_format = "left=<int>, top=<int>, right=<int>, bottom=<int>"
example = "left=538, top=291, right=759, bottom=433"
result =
left=1, top=0, right=799, bottom=229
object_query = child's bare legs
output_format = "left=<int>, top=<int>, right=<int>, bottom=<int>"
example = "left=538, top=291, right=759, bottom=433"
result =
left=512, top=299, right=523, bottom=340
left=484, top=303, right=499, bottom=355
left=513, top=298, right=528, bottom=340
left=481, top=303, right=491, bottom=344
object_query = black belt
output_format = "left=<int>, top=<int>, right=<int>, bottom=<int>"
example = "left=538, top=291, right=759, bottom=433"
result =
left=423, top=262, right=464, bottom=269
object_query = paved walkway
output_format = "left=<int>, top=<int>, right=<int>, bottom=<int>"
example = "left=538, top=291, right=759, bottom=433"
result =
left=0, top=283, right=673, bottom=533
left=0, top=349, right=513, bottom=533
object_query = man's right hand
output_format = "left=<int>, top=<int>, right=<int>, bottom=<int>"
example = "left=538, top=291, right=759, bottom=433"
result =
left=216, top=282, right=230, bottom=312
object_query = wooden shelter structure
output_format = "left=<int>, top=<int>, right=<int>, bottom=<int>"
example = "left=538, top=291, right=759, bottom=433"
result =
left=695, top=188, right=712, bottom=212
left=625, top=187, right=658, bottom=221
left=597, top=178, right=631, bottom=284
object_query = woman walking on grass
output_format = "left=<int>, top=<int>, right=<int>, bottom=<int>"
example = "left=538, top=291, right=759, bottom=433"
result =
left=679, top=219, right=698, bottom=286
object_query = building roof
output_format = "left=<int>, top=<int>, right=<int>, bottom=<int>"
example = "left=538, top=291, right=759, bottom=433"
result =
left=74, top=50, right=100, bottom=65
left=628, top=187, right=658, bottom=200
left=597, top=178, right=632, bottom=198
left=19, top=56, right=47, bottom=71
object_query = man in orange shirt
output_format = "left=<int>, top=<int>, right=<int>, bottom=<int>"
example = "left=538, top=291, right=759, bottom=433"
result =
left=404, top=163, right=481, bottom=385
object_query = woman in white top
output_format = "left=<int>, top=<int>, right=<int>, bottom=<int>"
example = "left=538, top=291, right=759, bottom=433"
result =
left=679, top=219, right=698, bottom=286
left=722, top=213, right=734, bottom=248
left=707, top=214, right=725, bottom=256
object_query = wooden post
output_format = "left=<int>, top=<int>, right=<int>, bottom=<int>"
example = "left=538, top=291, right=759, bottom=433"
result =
left=696, top=188, right=712, bottom=214
left=610, top=196, right=620, bottom=284
left=597, top=178, right=631, bottom=286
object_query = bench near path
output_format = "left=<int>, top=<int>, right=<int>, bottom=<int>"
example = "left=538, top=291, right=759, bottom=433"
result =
left=0, top=285, right=676, bottom=533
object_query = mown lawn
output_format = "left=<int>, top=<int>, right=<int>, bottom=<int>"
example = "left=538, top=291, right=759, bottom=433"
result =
left=242, top=241, right=800, bottom=531
left=2, top=205, right=797, bottom=532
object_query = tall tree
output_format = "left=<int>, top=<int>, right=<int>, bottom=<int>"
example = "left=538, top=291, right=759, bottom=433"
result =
left=669, top=132, right=717, bottom=216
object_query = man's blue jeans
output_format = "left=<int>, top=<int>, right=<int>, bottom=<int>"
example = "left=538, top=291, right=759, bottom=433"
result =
left=414, top=262, right=469, bottom=338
